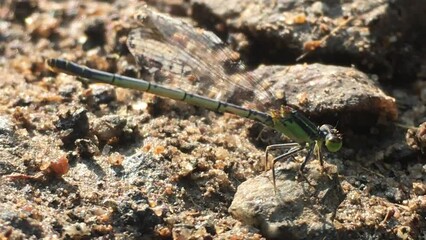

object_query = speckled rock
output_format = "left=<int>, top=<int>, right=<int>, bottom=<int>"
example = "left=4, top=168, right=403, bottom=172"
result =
left=252, top=63, right=397, bottom=127
left=191, top=0, right=426, bottom=83
left=229, top=160, right=345, bottom=239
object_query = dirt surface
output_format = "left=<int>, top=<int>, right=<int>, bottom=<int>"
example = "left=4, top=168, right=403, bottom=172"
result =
left=1, top=0, right=426, bottom=239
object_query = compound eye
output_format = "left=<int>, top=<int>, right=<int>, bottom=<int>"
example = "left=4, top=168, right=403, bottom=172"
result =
left=325, top=135, right=342, bottom=152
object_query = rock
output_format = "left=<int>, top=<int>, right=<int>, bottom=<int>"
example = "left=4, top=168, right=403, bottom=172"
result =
left=0, top=207, right=43, bottom=239
left=406, top=121, right=426, bottom=154
left=10, top=0, right=38, bottom=22
left=83, top=18, right=107, bottom=49
left=86, top=84, right=117, bottom=105
left=75, top=138, right=100, bottom=158
left=54, top=108, right=90, bottom=147
left=191, top=0, right=426, bottom=82
left=252, top=63, right=397, bottom=128
left=229, top=160, right=345, bottom=239
left=58, top=84, right=77, bottom=99
left=91, top=114, right=127, bottom=143
left=0, top=115, right=15, bottom=146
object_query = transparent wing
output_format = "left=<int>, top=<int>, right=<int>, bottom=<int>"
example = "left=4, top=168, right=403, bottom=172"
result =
left=127, top=26, right=201, bottom=93
left=127, top=5, right=280, bottom=109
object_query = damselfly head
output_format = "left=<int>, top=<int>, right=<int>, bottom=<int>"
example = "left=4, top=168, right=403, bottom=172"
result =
left=320, top=124, right=342, bottom=152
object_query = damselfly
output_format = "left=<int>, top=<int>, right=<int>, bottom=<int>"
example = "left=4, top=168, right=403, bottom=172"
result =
left=46, top=5, right=342, bottom=191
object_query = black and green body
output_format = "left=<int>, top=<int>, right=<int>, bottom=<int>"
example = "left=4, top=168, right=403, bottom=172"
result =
left=46, top=58, right=342, bottom=190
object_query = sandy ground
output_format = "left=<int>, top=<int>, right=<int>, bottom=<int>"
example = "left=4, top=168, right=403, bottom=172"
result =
left=1, top=0, right=425, bottom=239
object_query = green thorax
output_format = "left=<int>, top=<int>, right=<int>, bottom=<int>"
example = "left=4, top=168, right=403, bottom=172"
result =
left=270, top=106, right=321, bottom=144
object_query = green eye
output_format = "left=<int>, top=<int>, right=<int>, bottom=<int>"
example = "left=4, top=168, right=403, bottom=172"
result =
left=325, top=136, right=342, bottom=152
